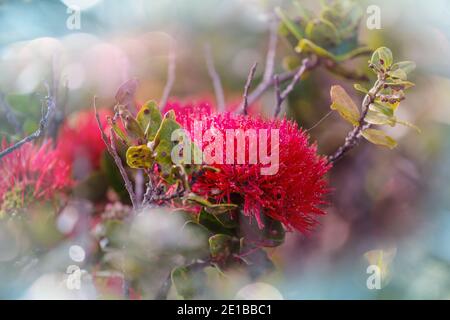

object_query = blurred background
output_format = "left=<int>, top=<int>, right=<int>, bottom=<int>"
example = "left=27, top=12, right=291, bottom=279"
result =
left=0, top=0, right=450, bottom=299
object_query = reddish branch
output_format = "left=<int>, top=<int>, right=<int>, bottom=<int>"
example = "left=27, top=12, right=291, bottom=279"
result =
left=242, top=62, right=258, bottom=115
left=0, top=87, right=55, bottom=160
left=93, top=97, right=138, bottom=209
left=160, top=41, right=176, bottom=110
left=328, top=76, right=386, bottom=164
left=204, top=44, right=226, bottom=112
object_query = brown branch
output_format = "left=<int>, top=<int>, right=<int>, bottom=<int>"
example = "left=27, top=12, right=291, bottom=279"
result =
left=242, top=56, right=319, bottom=114
left=239, top=23, right=278, bottom=112
left=204, top=44, right=226, bottom=112
left=0, top=87, right=55, bottom=160
left=273, top=75, right=282, bottom=117
left=273, top=57, right=318, bottom=117
left=160, top=41, right=176, bottom=110
left=93, top=97, right=138, bottom=209
left=328, top=77, right=386, bottom=164
left=242, top=62, right=258, bottom=115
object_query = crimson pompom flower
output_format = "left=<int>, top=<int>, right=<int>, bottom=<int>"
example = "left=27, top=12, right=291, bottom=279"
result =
left=58, top=109, right=111, bottom=178
left=169, top=102, right=331, bottom=234
left=0, top=140, right=72, bottom=214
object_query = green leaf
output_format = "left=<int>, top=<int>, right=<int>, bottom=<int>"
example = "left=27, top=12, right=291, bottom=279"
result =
left=209, top=234, right=235, bottom=261
left=178, top=221, right=211, bottom=258
left=305, top=18, right=340, bottom=48
left=369, top=102, right=394, bottom=117
left=365, top=110, right=396, bottom=126
left=114, top=105, right=145, bottom=140
left=126, top=144, right=153, bottom=169
left=198, top=212, right=231, bottom=235
left=136, top=100, right=162, bottom=140
left=296, top=38, right=337, bottom=61
left=354, top=83, right=368, bottom=94
left=370, top=47, right=393, bottom=70
left=108, top=118, right=132, bottom=146
left=198, top=209, right=236, bottom=235
left=238, top=213, right=285, bottom=248
left=385, top=80, right=415, bottom=90
left=186, top=193, right=237, bottom=213
left=396, top=119, right=421, bottom=133
left=275, top=7, right=303, bottom=40
left=171, top=266, right=206, bottom=299
left=330, top=85, right=360, bottom=126
left=152, top=111, right=182, bottom=182
left=390, top=61, right=416, bottom=74
left=361, top=129, right=397, bottom=149
left=335, top=46, right=372, bottom=62
left=389, top=68, right=409, bottom=81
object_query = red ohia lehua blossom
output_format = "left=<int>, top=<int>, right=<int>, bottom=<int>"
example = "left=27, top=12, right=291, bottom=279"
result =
left=58, top=109, right=111, bottom=178
left=168, top=101, right=331, bottom=234
left=0, top=140, right=72, bottom=212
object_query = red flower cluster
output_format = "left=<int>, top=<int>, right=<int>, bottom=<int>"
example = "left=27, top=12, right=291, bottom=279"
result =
left=58, top=109, right=111, bottom=178
left=170, top=102, right=331, bottom=233
left=0, top=140, right=72, bottom=208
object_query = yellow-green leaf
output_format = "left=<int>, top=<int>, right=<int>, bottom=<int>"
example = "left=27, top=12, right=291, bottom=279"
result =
left=114, top=105, right=145, bottom=140
left=391, top=61, right=416, bottom=74
left=330, top=85, right=360, bottom=126
left=388, top=68, right=408, bottom=81
left=136, top=100, right=162, bottom=140
left=396, top=119, right=421, bottom=133
left=305, top=19, right=340, bottom=48
left=150, top=111, right=182, bottom=182
left=295, top=39, right=337, bottom=61
left=361, top=129, right=397, bottom=149
left=108, top=117, right=132, bottom=146
left=365, top=110, right=396, bottom=126
left=369, top=102, right=394, bottom=117
left=370, top=47, right=393, bottom=70
left=354, top=83, right=368, bottom=94
left=126, top=145, right=153, bottom=169
left=385, top=81, right=415, bottom=90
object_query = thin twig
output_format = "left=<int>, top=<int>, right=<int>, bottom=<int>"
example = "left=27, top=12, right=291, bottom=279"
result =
left=0, top=87, right=55, bottom=160
left=242, top=62, right=258, bottom=115
left=243, top=56, right=319, bottom=114
left=262, top=21, right=278, bottom=84
left=93, top=97, right=138, bottom=209
left=328, top=77, right=386, bottom=164
left=239, top=23, right=278, bottom=112
left=280, top=57, right=314, bottom=101
left=0, top=92, right=22, bottom=134
left=273, top=75, right=282, bottom=117
left=204, top=44, right=226, bottom=112
left=159, top=41, right=176, bottom=110
left=47, top=56, right=68, bottom=143
left=273, top=57, right=318, bottom=117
